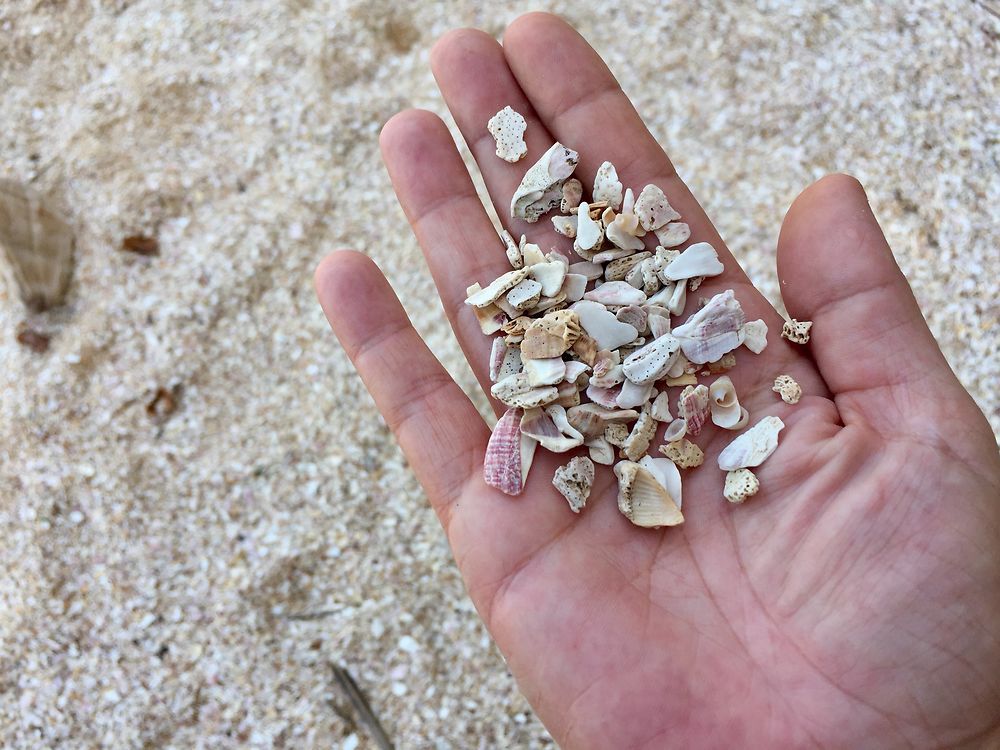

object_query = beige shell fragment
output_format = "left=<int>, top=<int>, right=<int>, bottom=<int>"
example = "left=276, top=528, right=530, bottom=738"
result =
left=634, top=184, right=681, bottom=231
left=511, top=142, right=579, bottom=222
left=605, top=252, right=651, bottom=282
left=573, top=201, right=604, bottom=258
left=604, top=422, right=629, bottom=447
left=567, top=403, right=639, bottom=439
left=658, top=437, right=704, bottom=469
left=551, top=214, right=578, bottom=238
left=650, top=391, right=672, bottom=422
left=553, top=456, right=595, bottom=512
left=466, top=283, right=508, bottom=334
left=0, top=180, right=75, bottom=311
left=717, top=416, right=784, bottom=471
left=521, top=404, right=585, bottom=453
left=490, top=338, right=522, bottom=382
left=781, top=318, right=812, bottom=344
left=528, top=260, right=567, bottom=297
left=614, top=461, right=684, bottom=528
left=500, top=230, right=523, bottom=269
left=653, top=222, right=691, bottom=248
left=465, top=268, right=529, bottom=307
left=521, top=309, right=581, bottom=359
left=490, top=373, right=560, bottom=408
left=772, top=374, right=802, bottom=404
left=592, top=161, right=623, bottom=210
left=487, top=106, right=528, bottom=163
left=639, top=455, right=683, bottom=510
left=724, top=468, right=760, bottom=504
left=586, top=436, right=615, bottom=465
left=622, top=410, right=657, bottom=461
left=560, top=178, right=584, bottom=213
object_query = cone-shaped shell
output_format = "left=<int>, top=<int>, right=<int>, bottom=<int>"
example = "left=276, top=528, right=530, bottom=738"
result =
left=678, top=384, right=710, bottom=437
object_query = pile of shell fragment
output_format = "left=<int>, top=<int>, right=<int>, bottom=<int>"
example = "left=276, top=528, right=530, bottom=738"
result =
left=470, top=109, right=810, bottom=528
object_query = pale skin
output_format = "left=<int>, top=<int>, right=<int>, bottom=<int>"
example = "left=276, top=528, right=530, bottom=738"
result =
left=315, top=13, right=1000, bottom=750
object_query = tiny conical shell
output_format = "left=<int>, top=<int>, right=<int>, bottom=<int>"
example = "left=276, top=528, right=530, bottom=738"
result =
left=553, top=456, right=595, bottom=512
left=639, top=455, right=683, bottom=509
left=465, top=268, right=530, bottom=307
left=671, top=290, right=746, bottom=364
left=520, top=404, right=585, bottom=453
left=634, top=184, right=681, bottom=231
left=663, top=242, right=724, bottom=281
left=653, top=222, right=690, bottom=248
left=614, top=461, right=684, bottom=528
left=742, top=319, right=768, bottom=354
left=592, top=161, right=623, bottom=210
left=487, top=106, right=528, bottom=163
left=511, top=142, right=579, bottom=222
left=583, top=281, right=647, bottom=307
left=622, top=334, right=681, bottom=385
left=677, top=384, right=710, bottom=437
left=662, top=418, right=687, bottom=443
left=724, top=468, right=760, bottom=504
left=709, top=375, right=745, bottom=429
left=0, top=180, right=75, bottom=311
left=717, top=416, right=784, bottom=471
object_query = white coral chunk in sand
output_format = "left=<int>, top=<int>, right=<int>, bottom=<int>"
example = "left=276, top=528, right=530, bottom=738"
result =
left=487, top=106, right=528, bottom=163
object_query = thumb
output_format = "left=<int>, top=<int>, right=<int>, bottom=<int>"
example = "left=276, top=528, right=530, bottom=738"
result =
left=776, top=174, right=977, bottom=434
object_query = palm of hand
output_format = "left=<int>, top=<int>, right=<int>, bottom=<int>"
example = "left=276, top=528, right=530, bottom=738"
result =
left=316, top=14, right=1000, bottom=749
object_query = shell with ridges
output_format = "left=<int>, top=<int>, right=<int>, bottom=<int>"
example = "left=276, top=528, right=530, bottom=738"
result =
left=614, top=461, right=684, bottom=528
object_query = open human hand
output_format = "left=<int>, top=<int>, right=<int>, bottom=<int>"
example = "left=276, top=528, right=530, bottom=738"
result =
left=315, top=13, right=1000, bottom=749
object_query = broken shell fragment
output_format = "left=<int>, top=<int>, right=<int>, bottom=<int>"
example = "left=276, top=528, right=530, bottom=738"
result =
left=587, top=382, right=623, bottom=409
left=523, top=356, right=567, bottom=386
left=781, top=318, right=812, bottom=344
left=606, top=215, right=646, bottom=252
left=507, top=278, right=543, bottom=311
left=551, top=214, right=578, bottom=238
left=662, top=418, right=687, bottom=443
left=568, top=261, right=603, bottom=280
left=562, top=360, right=590, bottom=384
left=634, top=184, right=681, bottom=231
left=708, top=375, right=745, bottom=429
left=574, top=201, right=604, bottom=258
left=678, top=384, right=711, bottom=437
left=658, top=437, right=703, bottom=468
left=605, top=252, right=651, bottom=282
left=521, top=310, right=581, bottom=359
left=560, top=178, right=584, bottom=213
left=622, top=334, right=681, bottom=385
left=616, top=378, right=655, bottom=409
left=653, top=222, right=691, bottom=248
left=614, top=461, right=684, bottom=528
left=484, top=408, right=534, bottom=495
left=717, top=416, right=785, bottom=471
left=511, top=142, right=579, bottom=222
left=742, top=319, right=768, bottom=354
left=553, top=456, right=595, bottom=512
left=622, top=410, right=657, bottom=461
left=466, top=285, right=508, bottom=335
left=560, top=273, right=588, bottom=302
left=571, top=333, right=599, bottom=365
left=604, top=422, right=629, bottom=447
left=465, top=268, right=530, bottom=307
left=616, top=304, right=647, bottom=333
left=583, top=281, right=647, bottom=307
left=650, top=391, right=672, bottom=422
left=487, top=106, right=528, bottom=163
left=491, top=373, right=560, bottom=409
left=592, top=161, right=623, bottom=210
left=521, top=405, right=585, bottom=453
left=663, top=242, right=724, bottom=281
left=671, top=289, right=747, bottom=364
left=567, top=403, right=639, bottom=438
left=572, top=300, right=639, bottom=351
left=639, top=456, right=683, bottom=509
left=586, top=436, right=615, bottom=465
left=501, top=230, right=523, bottom=269
left=529, top=261, right=567, bottom=297
left=773, top=374, right=802, bottom=404
left=0, top=180, right=75, bottom=311
left=489, top=337, right=509, bottom=382
left=724, top=468, right=760, bottom=504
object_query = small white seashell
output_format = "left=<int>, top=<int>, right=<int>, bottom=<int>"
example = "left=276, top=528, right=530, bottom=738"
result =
left=0, top=180, right=75, bottom=311
left=562, top=360, right=590, bottom=384
left=781, top=318, right=812, bottom=344
left=465, top=283, right=508, bottom=334
left=574, top=201, right=604, bottom=257
left=666, top=352, right=689, bottom=379
left=772, top=374, right=802, bottom=404
left=571, top=300, right=639, bottom=351
left=587, top=382, right=623, bottom=409
left=663, top=242, right=724, bottom=281
left=500, top=229, right=523, bottom=269
left=551, top=214, right=578, bottom=238
left=529, top=261, right=567, bottom=297
left=621, top=410, right=657, bottom=461
left=520, top=404, right=585, bottom=453
left=484, top=408, right=533, bottom=496
left=487, top=106, right=528, bottom=163
left=568, top=261, right=603, bottom=280
left=491, top=373, right=560, bottom=408
left=553, top=456, right=595, bottom=512
left=614, top=461, right=684, bottom=528
left=567, top=403, right=639, bottom=438
left=511, top=142, right=579, bottom=222
left=584, top=281, right=647, bottom=306
left=622, top=187, right=636, bottom=215
left=606, top=215, right=646, bottom=251
left=658, top=436, right=703, bottom=468
left=650, top=391, right=672, bottom=422
left=671, top=289, right=746, bottom=363
left=616, top=379, right=655, bottom=410
left=523, top=357, right=566, bottom=386
left=560, top=178, right=584, bottom=213
left=634, top=184, right=681, bottom=231
left=742, top=319, right=768, bottom=354
left=717, top=416, right=785, bottom=471
left=724, top=468, right=760, bottom=504
left=586, top=436, right=615, bottom=466
left=662, top=418, right=687, bottom=443
left=678, top=384, right=710, bottom=437
left=592, top=161, right=624, bottom=210
left=527, top=293, right=568, bottom=316
left=639, top=456, right=683, bottom=510
left=465, top=268, right=530, bottom=307
left=622, top=334, right=682, bottom=385
left=604, top=422, right=629, bottom=447
left=589, top=363, right=625, bottom=388
left=653, top=222, right=691, bottom=248
left=506, top=278, right=543, bottom=311
left=708, top=375, right=745, bottom=429
left=605, top=252, right=651, bottom=282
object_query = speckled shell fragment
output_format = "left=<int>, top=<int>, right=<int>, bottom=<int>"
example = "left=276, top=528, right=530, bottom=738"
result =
left=553, top=456, right=595, bottom=513
left=487, top=106, right=528, bottom=163
left=724, top=468, right=760, bottom=504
